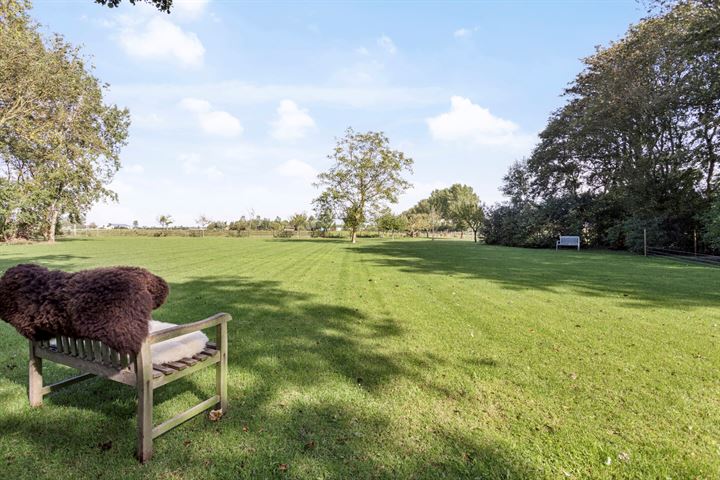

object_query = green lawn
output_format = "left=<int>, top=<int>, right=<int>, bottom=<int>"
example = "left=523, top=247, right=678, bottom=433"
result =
left=0, top=237, right=718, bottom=479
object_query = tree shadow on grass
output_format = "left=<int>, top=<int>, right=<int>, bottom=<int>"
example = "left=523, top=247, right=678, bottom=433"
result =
left=0, top=253, right=90, bottom=273
left=352, top=240, right=720, bottom=309
left=0, top=273, right=531, bottom=478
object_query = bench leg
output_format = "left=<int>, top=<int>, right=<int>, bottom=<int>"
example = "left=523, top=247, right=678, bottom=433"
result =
left=216, top=321, right=228, bottom=413
left=28, top=342, right=43, bottom=407
left=136, top=342, right=153, bottom=463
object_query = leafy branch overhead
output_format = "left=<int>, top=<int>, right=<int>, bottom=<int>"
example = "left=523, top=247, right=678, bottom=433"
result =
left=93, top=0, right=173, bottom=13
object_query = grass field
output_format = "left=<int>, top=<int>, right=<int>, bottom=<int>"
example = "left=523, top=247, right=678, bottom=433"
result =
left=0, top=237, right=718, bottom=479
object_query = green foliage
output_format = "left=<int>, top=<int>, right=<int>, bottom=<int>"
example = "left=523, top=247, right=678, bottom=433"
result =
left=490, top=0, right=720, bottom=252
left=312, top=191, right=336, bottom=235
left=315, top=128, right=413, bottom=243
left=406, top=184, right=484, bottom=239
left=157, top=214, right=173, bottom=229
left=0, top=1, right=129, bottom=242
left=375, top=208, right=406, bottom=237
left=702, top=196, right=720, bottom=249
left=288, top=212, right=309, bottom=231
left=93, top=0, right=172, bottom=12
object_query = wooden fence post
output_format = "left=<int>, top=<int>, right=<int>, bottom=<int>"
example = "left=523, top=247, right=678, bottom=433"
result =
left=643, top=228, right=647, bottom=257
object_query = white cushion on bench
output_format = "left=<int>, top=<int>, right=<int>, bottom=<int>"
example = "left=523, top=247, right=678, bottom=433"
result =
left=149, top=320, right=209, bottom=365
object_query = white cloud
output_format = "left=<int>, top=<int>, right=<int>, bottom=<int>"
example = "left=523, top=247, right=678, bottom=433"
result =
left=181, top=154, right=224, bottom=179
left=172, top=0, right=210, bottom=20
left=427, top=96, right=520, bottom=145
left=454, top=26, right=479, bottom=38
left=270, top=100, right=316, bottom=141
left=355, top=47, right=370, bottom=56
left=118, top=16, right=205, bottom=68
left=377, top=35, right=397, bottom=55
left=179, top=97, right=243, bottom=137
left=124, top=164, right=145, bottom=174
left=275, top=159, right=318, bottom=182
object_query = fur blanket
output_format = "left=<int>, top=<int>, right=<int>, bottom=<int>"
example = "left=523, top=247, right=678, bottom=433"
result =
left=0, top=264, right=169, bottom=354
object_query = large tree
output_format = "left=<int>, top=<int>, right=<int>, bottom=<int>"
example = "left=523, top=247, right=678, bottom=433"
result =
left=0, top=1, right=130, bottom=242
left=315, top=128, right=413, bottom=243
left=489, top=0, right=720, bottom=252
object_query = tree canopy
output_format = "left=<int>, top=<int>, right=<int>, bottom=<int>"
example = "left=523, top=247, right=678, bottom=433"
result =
left=0, top=0, right=130, bottom=242
left=486, top=0, right=720, bottom=252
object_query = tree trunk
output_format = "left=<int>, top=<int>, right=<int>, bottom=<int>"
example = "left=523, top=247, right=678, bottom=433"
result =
left=47, top=206, right=59, bottom=243
left=473, top=229, right=478, bottom=243
left=351, top=228, right=357, bottom=243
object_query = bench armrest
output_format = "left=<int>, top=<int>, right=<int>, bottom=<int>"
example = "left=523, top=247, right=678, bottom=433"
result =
left=147, top=312, right=232, bottom=345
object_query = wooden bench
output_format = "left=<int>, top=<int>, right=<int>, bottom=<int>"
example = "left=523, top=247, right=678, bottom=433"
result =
left=27, top=312, right=231, bottom=462
left=556, top=235, right=580, bottom=251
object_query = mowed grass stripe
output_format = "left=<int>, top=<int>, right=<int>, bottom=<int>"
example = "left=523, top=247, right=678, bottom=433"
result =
left=0, top=237, right=718, bottom=479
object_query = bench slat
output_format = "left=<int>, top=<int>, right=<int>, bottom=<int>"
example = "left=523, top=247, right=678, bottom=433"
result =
left=153, top=364, right=175, bottom=375
left=165, top=361, right=187, bottom=371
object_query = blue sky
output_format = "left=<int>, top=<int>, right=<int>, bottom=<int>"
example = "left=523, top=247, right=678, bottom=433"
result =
left=32, top=0, right=646, bottom=227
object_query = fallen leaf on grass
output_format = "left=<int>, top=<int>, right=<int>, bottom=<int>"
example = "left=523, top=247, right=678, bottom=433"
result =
left=208, top=409, right=224, bottom=421
left=278, top=463, right=288, bottom=472
left=98, top=440, right=113, bottom=452
left=304, top=440, right=316, bottom=451
left=618, top=452, right=630, bottom=462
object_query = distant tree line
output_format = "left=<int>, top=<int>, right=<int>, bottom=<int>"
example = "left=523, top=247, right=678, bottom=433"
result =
left=401, top=184, right=485, bottom=242
left=485, top=0, right=720, bottom=252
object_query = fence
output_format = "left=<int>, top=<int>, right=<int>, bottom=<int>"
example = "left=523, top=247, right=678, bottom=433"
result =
left=643, top=228, right=720, bottom=267
left=646, top=246, right=720, bottom=267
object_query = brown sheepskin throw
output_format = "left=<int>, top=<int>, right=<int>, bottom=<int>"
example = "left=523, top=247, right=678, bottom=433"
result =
left=0, top=264, right=169, bottom=354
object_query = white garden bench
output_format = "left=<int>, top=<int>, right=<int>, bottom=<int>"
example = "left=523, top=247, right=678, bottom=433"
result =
left=556, top=235, right=580, bottom=251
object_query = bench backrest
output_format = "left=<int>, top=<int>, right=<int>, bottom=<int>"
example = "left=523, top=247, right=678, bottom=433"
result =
left=558, top=236, right=580, bottom=246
